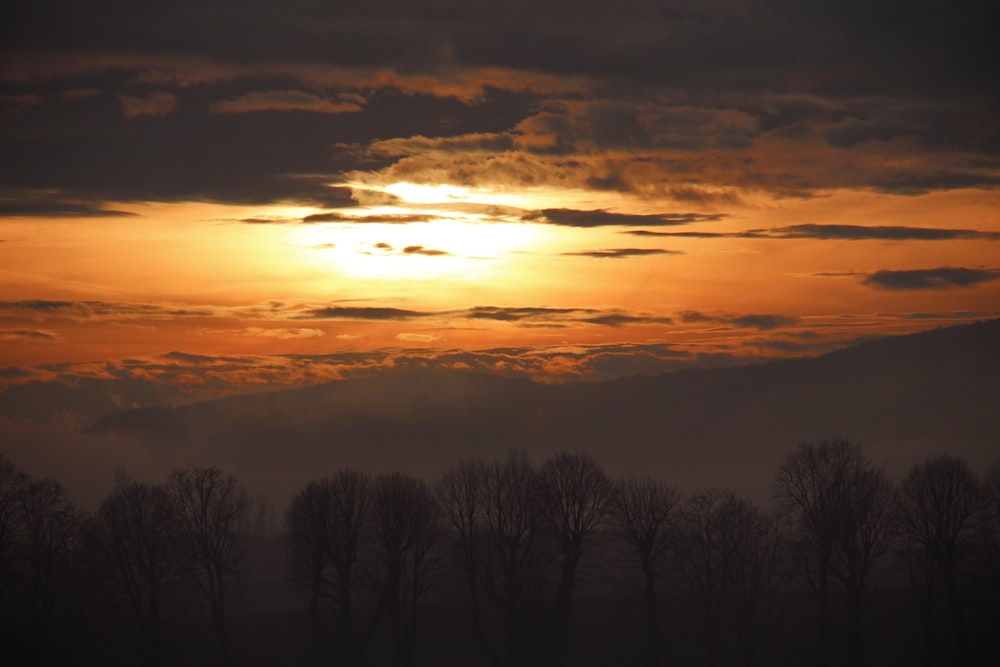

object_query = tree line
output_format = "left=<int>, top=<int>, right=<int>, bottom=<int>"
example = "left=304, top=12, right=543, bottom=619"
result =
left=2, top=440, right=999, bottom=666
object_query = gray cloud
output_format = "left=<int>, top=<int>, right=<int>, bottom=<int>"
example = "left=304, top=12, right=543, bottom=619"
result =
left=402, top=245, right=449, bottom=256
left=678, top=311, right=799, bottom=330
left=624, top=230, right=737, bottom=239
left=118, top=91, right=178, bottom=119
left=862, top=267, right=1000, bottom=290
left=301, top=212, right=439, bottom=224
left=627, top=224, right=1000, bottom=242
left=0, top=300, right=215, bottom=320
left=210, top=90, right=364, bottom=115
left=297, top=306, right=427, bottom=320
left=0, top=366, right=33, bottom=379
left=561, top=248, right=682, bottom=259
left=0, top=190, right=136, bottom=218
left=583, top=314, right=674, bottom=327
left=527, top=209, right=725, bottom=228
left=1, top=1, right=995, bottom=210
left=760, top=224, right=1000, bottom=241
left=0, top=329, right=60, bottom=341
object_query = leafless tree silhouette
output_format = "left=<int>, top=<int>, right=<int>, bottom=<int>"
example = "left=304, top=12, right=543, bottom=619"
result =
left=680, top=488, right=742, bottom=667
left=18, top=477, right=82, bottom=665
left=479, top=450, right=547, bottom=665
left=371, top=472, right=442, bottom=667
left=538, top=452, right=612, bottom=662
left=284, top=469, right=376, bottom=667
left=0, top=454, right=28, bottom=592
left=985, top=467, right=1000, bottom=591
left=729, top=504, right=792, bottom=667
left=169, top=466, right=249, bottom=664
left=434, top=458, right=496, bottom=663
left=773, top=438, right=891, bottom=667
left=897, top=455, right=984, bottom=666
left=610, top=475, right=680, bottom=667
left=86, top=478, right=180, bottom=665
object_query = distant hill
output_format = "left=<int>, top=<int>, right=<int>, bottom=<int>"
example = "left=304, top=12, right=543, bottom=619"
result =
left=87, top=318, right=1000, bottom=504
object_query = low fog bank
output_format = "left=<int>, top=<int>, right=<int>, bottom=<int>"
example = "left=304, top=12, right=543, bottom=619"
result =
left=3, top=319, right=997, bottom=511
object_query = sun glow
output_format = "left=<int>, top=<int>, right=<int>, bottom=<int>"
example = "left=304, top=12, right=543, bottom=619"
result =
left=383, top=182, right=475, bottom=205
left=290, top=217, right=549, bottom=281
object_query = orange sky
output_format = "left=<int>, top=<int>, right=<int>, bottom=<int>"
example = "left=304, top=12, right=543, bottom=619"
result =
left=3, top=186, right=998, bottom=378
left=2, top=0, right=999, bottom=403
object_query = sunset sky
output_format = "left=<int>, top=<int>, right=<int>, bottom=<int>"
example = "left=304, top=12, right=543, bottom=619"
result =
left=2, top=0, right=998, bottom=409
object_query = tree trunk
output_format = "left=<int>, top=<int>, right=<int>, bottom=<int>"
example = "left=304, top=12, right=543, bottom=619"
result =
left=642, top=562, right=660, bottom=667
left=942, top=565, right=972, bottom=667
left=846, top=583, right=863, bottom=667
left=816, top=559, right=831, bottom=667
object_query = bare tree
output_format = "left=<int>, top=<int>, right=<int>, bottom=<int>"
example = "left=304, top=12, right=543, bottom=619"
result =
left=434, top=458, right=495, bottom=662
left=18, top=477, right=83, bottom=665
left=479, top=450, right=546, bottom=665
left=729, top=505, right=792, bottom=667
left=537, top=451, right=612, bottom=660
left=610, top=476, right=680, bottom=667
left=86, top=478, right=180, bottom=665
left=0, top=454, right=28, bottom=590
left=169, top=466, right=249, bottom=663
left=773, top=438, right=891, bottom=667
left=285, top=478, right=334, bottom=626
left=680, top=488, right=742, bottom=667
left=985, top=467, right=1000, bottom=591
left=371, top=472, right=441, bottom=667
left=284, top=469, right=375, bottom=667
left=897, top=455, right=984, bottom=665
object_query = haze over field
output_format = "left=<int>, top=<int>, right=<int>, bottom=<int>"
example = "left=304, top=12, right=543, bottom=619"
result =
left=3, top=319, right=997, bottom=512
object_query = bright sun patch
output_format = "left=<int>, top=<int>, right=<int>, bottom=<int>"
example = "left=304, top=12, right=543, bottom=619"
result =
left=289, top=217, right=548, bottom=282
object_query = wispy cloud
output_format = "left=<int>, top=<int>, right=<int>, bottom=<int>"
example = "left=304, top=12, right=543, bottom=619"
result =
left=210, top=90, right=364, bottom=115
left=298, top=306, right=426, bottom=321
left=561, top=248, right=682, bottom=259
left=677, top=311, right=799, bottom=330
left=396, top=332, right=440, bottom=343
left=118, top=91, right=178, bottom=119
left=626, top=225, right=1000, bottom=242
left=526, top=209, right=726, bottom=228
left=861, top=267, right=1000, bottom=290
left=0, top=329, right=60, bottom=341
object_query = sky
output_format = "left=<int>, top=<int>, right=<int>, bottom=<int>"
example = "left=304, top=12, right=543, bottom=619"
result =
left=2, top=0, right=999, bottom=412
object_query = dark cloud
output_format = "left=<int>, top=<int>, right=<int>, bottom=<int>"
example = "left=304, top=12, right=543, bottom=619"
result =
left=118, top=91, right=178, bottom=119
left=210, top=90, right=364, bottom=115
left=561, top=248, right=682, bottom=259
left=301, top=212, right=439, bottom=224
left=0, top=191, right=136, bottom=217
left=583, top=314, right=673, bottom=327
left=729, top=315, right=799, bottom=330
left=755, top=224, right=1000, bottom=241
left=460, top=305, right=588, bottom=323
left=624, top=230, right=736, bottom=238
left=678, top=311, right=799, bottom=330
left=527, top=209, right=725, bottom=227
left=628, top=224, right=1000, bottom=241
left=0, top=299, right=216, bottom=320
left=813, top=271, right=861, bottom=278
left=402, top=245, right=449, bottom=256
left=882, top=311, right=991, bottom=321
left=159, top=351, right=229, bottom=365
left=0, top=329, right=59, bottom=341
left=297, top=306, right=427, bottom=321
left=0, top=299, right=76, bottom=313
left=1, top=1, right=996, bottom=208
left=0, top=366, right=33, bottom=379
left=862, top=267, right=1000, bottom=290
